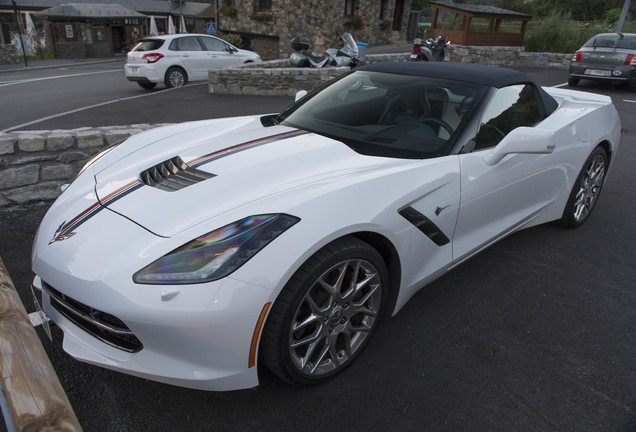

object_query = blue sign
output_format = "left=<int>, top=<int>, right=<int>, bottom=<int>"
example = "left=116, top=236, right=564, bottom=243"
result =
left=539, top=53, right=547, bottom=60
left=207, top=22, right=216, bottom=34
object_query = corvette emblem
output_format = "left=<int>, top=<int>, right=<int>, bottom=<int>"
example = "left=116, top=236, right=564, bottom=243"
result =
left=49, top=221, right=76, bottom=244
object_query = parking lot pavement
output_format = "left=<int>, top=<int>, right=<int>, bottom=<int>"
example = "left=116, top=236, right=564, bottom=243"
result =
left=1, top=69, right=635, bottom=431
left=0, top=56, right=125, bottom=74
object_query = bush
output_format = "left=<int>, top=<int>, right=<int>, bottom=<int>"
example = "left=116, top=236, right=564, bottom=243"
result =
left=524, top=11, right=606, bottom=53
left=250, top=12, right=273, bottom=23
left=219, top=6, right=237, bottom=17
left=221, top=33, right=243, bottom=48
left=348, top=16, right=364, bottom=30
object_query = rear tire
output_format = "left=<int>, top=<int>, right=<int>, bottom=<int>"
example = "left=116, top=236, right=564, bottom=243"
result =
left=164, top=67, right=187, bottom=88
left=557, top=146, right=608, bottom=228
left=137, top=81, right=157, bottom=90
left=568, top=76, right=580, bottom=87
left=261, top=237, right=387, bottom=385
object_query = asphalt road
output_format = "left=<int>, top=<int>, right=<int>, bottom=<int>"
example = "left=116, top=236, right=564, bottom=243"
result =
left=1, top=65, right=635, bottom=431
left=0, top=59, right=294, bottom=132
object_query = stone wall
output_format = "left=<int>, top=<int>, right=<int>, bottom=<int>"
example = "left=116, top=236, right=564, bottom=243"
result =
left=208, top=53, right=410, bottom=96
left=448, top=45, right=571, bottom=69
left=55, top=42, right=87, bottom=59
left=0, top=125, right=159, bottom=207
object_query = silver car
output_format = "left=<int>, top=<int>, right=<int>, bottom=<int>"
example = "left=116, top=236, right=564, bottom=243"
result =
left=125, top=34, right=261, bottom=90
left=568, top=32, right=636, bottom=90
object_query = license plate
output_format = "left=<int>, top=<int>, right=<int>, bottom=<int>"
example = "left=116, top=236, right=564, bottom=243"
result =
left=130, top=66, right=140, bottom=73
left=585, top=69, right=611, bottom=76
left=31, top=284, right=52, bottom=342
left=410, top=54, right=418, bottom=59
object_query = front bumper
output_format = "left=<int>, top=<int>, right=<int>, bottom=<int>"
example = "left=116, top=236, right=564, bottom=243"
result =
left=32, top=208, right=275, bottom=391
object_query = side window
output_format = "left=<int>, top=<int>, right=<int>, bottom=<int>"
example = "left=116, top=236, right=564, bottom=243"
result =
left=254, top=0, right=272, bottom=11
left=474, top=84, right=543, bottom=150
left=199, top=36, right=228, bottom=52
left=174, top=36, right=203, bottom=51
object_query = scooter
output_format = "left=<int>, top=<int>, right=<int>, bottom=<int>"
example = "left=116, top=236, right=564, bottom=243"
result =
left=289, top=33, right=360, bottom=68
left=410, top=35, right=450, bottom=62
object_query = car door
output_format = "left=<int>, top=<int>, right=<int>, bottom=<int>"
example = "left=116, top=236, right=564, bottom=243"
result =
left=452, top=84, right=566, bottom=262
left=198, top=36, right=239, bottom=68
left=171, top=36, right=208, bottom=81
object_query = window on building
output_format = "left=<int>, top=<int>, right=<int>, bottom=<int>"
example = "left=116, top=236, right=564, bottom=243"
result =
left=254, top=0, right=272, bottom=11
left=345, top=0, right=356, bottom=16
left=379, top=0, right=388, bottom=19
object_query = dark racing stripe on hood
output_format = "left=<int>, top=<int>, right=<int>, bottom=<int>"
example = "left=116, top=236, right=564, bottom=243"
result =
left=50, top=180, right=142, bottom=244
left=187, top=129, right=307, bottom=168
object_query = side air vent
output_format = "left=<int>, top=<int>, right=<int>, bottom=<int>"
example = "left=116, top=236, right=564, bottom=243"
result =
left=399, top=206, right=450, bottom=246
left=140, top=156, right=215, bottom=191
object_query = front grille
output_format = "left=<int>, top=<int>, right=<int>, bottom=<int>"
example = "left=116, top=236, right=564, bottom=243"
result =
left=42, top=282, right=143, bottom=353
left=140, top=156, right=215, bottom=191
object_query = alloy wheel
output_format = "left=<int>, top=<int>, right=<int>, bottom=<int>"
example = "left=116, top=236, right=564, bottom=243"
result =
left=288, top=258, right=382, bottom=377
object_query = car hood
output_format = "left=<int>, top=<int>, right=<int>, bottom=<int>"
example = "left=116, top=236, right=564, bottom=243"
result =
left=93, top=116, right=405, bottom=237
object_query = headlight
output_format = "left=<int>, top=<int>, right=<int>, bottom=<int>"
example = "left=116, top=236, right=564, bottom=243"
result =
left=133, top=214, right=300, bottom=284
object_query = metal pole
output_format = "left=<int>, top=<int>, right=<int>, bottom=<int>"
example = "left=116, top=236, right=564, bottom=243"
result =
left=215, top=0, right=219, bottom=33
left=11, top=0, right=28, bottom=67
left=616, top=0, right=632, bottom=33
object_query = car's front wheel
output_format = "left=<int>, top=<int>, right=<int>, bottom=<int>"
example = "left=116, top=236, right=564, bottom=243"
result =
left=164, top=67, right=187, bottom=88
left=261, top=237, right=387, bottom=385
left=558, top=146, right=608, bottom=228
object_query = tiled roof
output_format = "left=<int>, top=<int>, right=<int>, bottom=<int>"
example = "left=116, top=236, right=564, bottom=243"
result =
left=35, top=3, right=146, bottom=18
left=0, top=0, right=213, bottom=17
left=430, top=1, right=532, bottom=18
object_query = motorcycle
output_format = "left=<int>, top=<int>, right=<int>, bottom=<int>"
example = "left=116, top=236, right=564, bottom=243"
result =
left=410, top=35, right=450, bottom=62
left=289, top=33, right=360, bottom=68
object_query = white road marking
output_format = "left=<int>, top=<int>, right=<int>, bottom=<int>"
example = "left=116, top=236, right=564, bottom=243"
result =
left=0, top=69, right=121, bottom=87
left=623, top=99, right=636, bottom=103
left=1, top=82, right=207, bottom=133
left=553, top=82, right=568, bottom=88
left=29, top=311, right=50, bottom=327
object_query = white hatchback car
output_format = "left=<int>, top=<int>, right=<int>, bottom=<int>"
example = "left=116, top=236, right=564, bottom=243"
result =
left=125, top=34, right=261, bottom=89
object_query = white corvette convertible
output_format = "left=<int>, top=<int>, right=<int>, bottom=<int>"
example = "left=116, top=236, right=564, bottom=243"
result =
left=32, top=62, right=620, bottom=391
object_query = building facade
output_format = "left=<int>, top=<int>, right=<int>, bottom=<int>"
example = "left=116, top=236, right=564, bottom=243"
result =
left=218, top=0, right=411, bottom=60
left=0, top=0, right=412, bottom=62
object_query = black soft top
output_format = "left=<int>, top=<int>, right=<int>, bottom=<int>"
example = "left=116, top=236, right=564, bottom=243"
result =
left=359, top=62, right=558, bottom=115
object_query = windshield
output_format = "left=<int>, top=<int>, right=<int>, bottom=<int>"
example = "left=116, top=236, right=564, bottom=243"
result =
left=341, top=33, right=358, bottom=56
left=277, top=71, right=486, bottom=159
left=585, top=34, right=636, bottom=49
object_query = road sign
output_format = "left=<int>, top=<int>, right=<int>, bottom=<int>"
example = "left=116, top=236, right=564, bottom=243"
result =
left=207, top=22, right=216, bottom=34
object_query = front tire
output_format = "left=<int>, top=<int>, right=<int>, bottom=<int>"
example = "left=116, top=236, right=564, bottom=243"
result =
left=261, top=237, right=387, bottom=385
left=137, top=81, right=157, bottom=90
left=557, top=146, right=608, bottom=228
left=164, top=67, right=187, bottom=88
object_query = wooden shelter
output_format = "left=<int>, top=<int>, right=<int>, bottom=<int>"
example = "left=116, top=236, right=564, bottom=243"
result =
left=430, top=1, right=532, bottom=46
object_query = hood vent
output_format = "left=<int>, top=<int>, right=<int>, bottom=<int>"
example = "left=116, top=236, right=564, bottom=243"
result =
left=140, top=156, right=215, bottom=192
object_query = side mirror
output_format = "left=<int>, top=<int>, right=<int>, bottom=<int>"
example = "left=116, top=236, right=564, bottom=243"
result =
left=295, top=90, right=308, bottom=102
left=484, top=126, right=556, bottom=166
